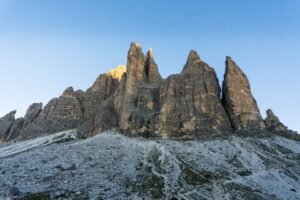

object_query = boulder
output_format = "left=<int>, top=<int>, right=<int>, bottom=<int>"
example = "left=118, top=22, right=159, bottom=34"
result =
left=222, top=56, right=264, bottom=130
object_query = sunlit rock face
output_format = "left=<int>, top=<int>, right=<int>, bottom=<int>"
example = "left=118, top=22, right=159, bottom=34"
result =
left=222, top=56, right=265, bottom=130
left=108, top=65, right=126, bottom=80
left=0, top=42, right=296, bottom=142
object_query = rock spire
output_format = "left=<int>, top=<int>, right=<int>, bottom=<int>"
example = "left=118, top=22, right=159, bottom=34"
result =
left=0, top=43, right=295, bottom=143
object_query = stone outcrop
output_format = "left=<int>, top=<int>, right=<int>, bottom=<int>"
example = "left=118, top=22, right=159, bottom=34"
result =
left=0, top=42, right=295, bottom=143
left=0, top=111, right=16, bottom=143
left=222, top=56, right=264, bottom=130
left=23, top=103, right=43, bottom=127
left=264, top=109, right=288, bottom=132
left=5, top=118, right=25, bottom=141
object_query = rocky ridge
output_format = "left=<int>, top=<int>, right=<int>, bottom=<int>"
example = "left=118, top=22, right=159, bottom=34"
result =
left=0, top=42, right=297, bottom=143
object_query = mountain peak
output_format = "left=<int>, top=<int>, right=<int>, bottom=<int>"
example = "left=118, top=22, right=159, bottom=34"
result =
left=0, top=42, right=297, bottom=144
left=183, top=50, right=201, bottom=71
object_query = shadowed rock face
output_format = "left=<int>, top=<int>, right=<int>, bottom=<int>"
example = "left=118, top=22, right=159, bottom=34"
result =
left=119, top=43, right=162, bottom=136
left=145, top=48, right=162, bottom=84
left=23, top=103, right=43, bottom=127
left=158, top=51, right=232, bottom=138
left=73, top=69, right=123, bottom=138
left=0, top=43, right=295, bottom=143
left=222, top=56, right=264, bottom=130
left=0, top=111, right=16, bottom=143
left=18, top=87, right=84, bottom=140
left=265, top=109, right=288, bottom=132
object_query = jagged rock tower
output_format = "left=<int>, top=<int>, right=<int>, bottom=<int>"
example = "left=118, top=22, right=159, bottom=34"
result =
left=222, top=56, right=265, bottom=130
left=0, top=43, right=294, bottom=143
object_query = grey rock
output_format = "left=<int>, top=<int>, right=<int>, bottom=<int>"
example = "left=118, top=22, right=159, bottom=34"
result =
left=265, top=109, right=288, bottom=132
left=19, top=87, right=84, bottom=140
left=83, top=74, right=116, bottom=119
left=158, top=50, right=232, bottom=138
left=119, top=42, right=147, bottom=133
left=5, top=118, right=25, bottom=141
left=42, top=86, right=83, bottom=121
left=119, top=43, right=162, bottom=136
left=222, top=56, right=264, bottom=130
left=4, top=185, right=21, bottom=197
left=0, top=111, right=16, bottom=143
left=145, top=48, right=162, bottom=84
left=23, top=103, right=43, bottom=126
left=78, top=71, right=121, bottom=137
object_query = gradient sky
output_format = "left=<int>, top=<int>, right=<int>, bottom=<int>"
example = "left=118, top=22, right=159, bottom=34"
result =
left=0, top=0, right=299, bottom=132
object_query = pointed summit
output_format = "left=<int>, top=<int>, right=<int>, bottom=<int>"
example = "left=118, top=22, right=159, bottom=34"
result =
left=147, top=48, right=154, bottom=58
left=127, top=42, right=146, bottom=85
left=0, top=110, right=16, bottom=143
left=128, top=42, right=144, bottom=64
left=188, top=50, right=200, bottom=61
left=222, top=56, right=264, bottom=130
left=265, top=109, right=288, bottom=132
left=145, top=48, right=162, bottom=84
left=183, top=50, right=201, bottom=71
left=62, top=87, right=75, bottom=97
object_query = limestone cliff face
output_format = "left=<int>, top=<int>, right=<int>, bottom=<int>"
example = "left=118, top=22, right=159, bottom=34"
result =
left=158, top=51, right=231, bottom=138
left=18, top=87, right=84, bottom=140
left=0, top=111, right=16, bottom=143
left=222, top=56, right=265, bottom=130
left=119, top=43, right=161, bottom=136
left=0, top=43, right=295, bottom=143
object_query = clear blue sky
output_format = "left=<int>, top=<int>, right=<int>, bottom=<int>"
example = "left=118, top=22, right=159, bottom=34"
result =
left=0, top=0, right=299, bottom=132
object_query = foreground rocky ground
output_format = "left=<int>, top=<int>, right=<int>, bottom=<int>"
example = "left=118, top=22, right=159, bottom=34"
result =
left=0, top=130, right=300, bottom=200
